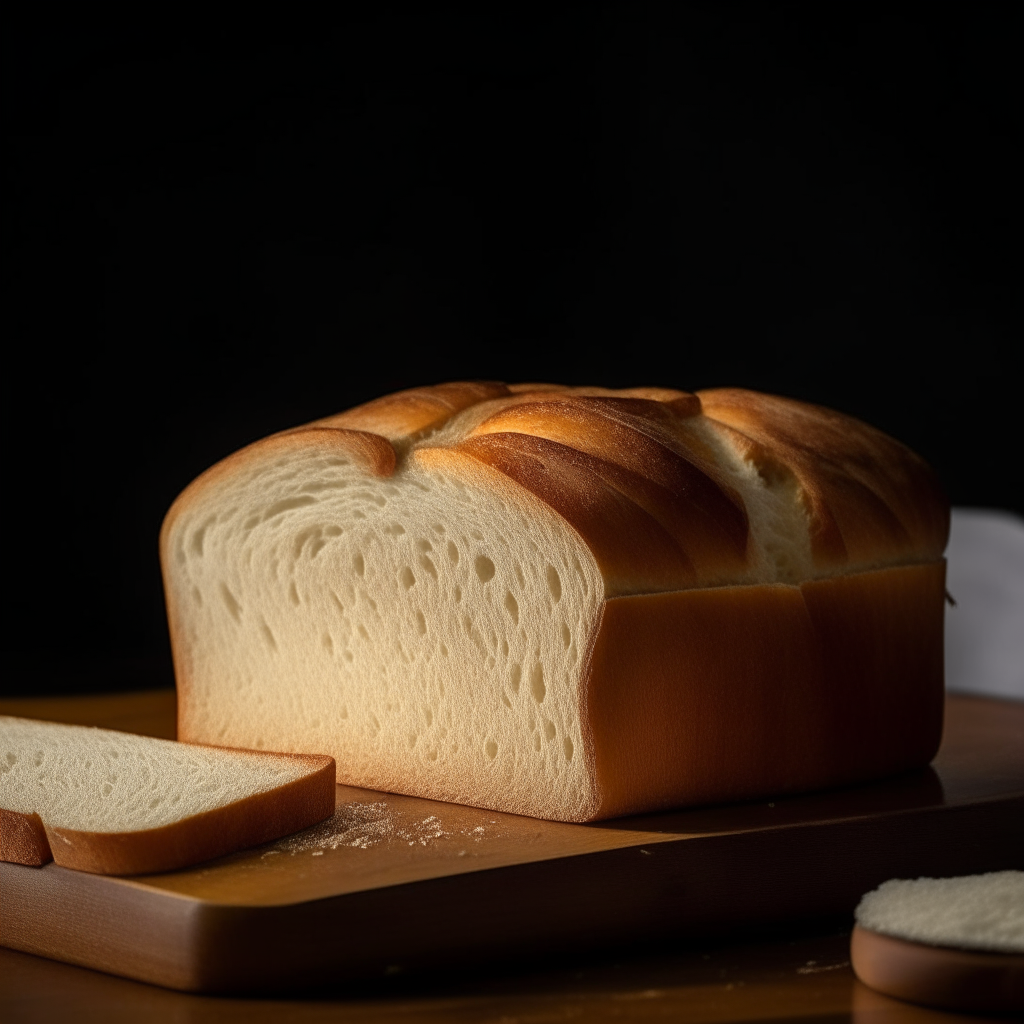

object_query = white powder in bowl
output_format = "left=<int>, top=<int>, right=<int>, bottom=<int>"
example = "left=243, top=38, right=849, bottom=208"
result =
left=855, top=871, right=1024, bottom=953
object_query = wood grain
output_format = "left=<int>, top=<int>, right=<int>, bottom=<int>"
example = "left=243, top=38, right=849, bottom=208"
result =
left=0, top=929, right=988, bottom=1023
left=1, top=691, right=1021, bottom=995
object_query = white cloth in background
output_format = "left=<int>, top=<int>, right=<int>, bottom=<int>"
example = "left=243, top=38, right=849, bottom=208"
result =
left=944, top=508, right=1024, bottom=700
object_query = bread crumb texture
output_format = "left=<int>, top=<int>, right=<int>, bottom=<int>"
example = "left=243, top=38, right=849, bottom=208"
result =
left=855, top=872, right=1024, bottom=954
left=162, top=383, right=948, bottom=821
left=0, top=717, right=312, bottom=833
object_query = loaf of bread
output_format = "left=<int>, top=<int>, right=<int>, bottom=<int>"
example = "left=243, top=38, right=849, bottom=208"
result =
left=161, top=383, right=949, bottom=822
left=0, top=716, right=335, bottom=873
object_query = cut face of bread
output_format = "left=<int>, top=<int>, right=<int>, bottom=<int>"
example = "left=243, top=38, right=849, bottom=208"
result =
left=162, top=383, right=949, bottom=822
left=0, top=717, right=335, bottom=874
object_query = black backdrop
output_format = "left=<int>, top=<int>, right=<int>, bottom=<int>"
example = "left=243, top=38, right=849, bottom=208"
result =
left=6, top=9, right=1018, bottom=696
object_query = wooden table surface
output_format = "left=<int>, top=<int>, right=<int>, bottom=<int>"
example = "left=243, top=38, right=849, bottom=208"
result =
left=0, top=689, right=1013, bottom=1023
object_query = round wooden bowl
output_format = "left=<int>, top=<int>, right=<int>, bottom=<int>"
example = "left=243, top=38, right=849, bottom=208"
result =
left=850, top=924, right=1023, bottom=1015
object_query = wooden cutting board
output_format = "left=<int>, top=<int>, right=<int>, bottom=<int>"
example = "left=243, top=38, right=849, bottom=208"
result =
left=1, top=692, right=1021, bottom=994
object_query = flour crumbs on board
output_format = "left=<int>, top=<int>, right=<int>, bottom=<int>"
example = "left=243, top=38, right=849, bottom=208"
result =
left=262, top=800, right=496, bottom=855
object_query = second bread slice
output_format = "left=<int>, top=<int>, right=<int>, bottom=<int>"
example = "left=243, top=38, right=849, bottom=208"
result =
left=0, top=716, right=335, bottom=875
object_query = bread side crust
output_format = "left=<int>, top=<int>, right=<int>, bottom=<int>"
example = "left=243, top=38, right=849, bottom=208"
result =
left=584, top=561, right=945, bottom=820
left=698, top=388, right=949, bottom=570
left=41, top=754, right=335, bottom=875
left=0, top=809, right=52, bottom=866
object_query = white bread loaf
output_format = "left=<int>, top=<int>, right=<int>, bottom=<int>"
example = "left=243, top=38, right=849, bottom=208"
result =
left=161, top=383, right=949, bottom=822
left=0, top=716, right=334, bottom=873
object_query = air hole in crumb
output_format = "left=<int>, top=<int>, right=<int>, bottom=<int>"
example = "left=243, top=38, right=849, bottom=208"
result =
left=322, top=633, right=334, bottom=652
left=504, top=591, right=519, bottom=624
left=358, top=624, right=370, bottom=640
left=543, top=719, right=556, bottom=741
left=502, top=693, right=512, bottom=709
left=416, top=538, right=433, bottom=552
left=446, top=540, right=460, bottom=564
left=454, top=586, right=462, bottom=603
left=563, top=737, right=574, bottom=761
left=415, top=610, right=427, bottom=635
left=475, top=555, right=495, bottom=583
left=533, top=734, right=541, bottom=751
left=546, top=565, right=562, bottom=602
left=561, top=622, right=571, bottom=648
left=219, top=583, right=242, bottom=622
left=510, top=664, right=521, bottom=692
left=418, top=555, right=438, bottom=580
left=400, top=566, right=416, bottom=589
left=353, top=553, right=365, bottom=577
left=485, top=740, right=498, bottom=759
left=530, top=663, right=546, bottom=703
left=289, top=582, right=301, bottom=605
left=384, top=522, right=406, bottom=536
left=261, top=621, right=278, bottom=651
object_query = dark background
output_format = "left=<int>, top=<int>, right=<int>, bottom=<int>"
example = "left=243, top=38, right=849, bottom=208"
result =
left=6, top=8, right=1019, bottom=696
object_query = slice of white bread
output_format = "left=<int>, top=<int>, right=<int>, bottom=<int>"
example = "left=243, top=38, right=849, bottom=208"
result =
left=0, top=716, right=335, bottom=874
left=161, top=382, right=949, bottom=822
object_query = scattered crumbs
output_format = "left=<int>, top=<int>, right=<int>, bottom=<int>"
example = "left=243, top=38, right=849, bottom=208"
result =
left=264, top=803, right=495, bottom=856
left=640, top=849, right=652, bottom=855
left=613, top=989, right=664, bottom=1001
left=768, top=802, right=775, bottom=808
left=796, top=961, right=849, bottom=975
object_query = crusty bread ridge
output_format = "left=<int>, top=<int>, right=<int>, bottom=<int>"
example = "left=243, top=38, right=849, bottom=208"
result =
left=0, top=717, right=335, bottom=874
left=161, top=383, right=948, bottom=822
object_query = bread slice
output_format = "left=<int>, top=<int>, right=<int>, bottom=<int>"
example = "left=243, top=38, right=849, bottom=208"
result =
left=0, top=717, right=335, bottom=874
left=161, top=383, right=948, bottom=822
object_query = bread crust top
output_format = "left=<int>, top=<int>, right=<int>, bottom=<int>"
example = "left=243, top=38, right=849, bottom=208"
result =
left=162, top=382, right=948, bottom=595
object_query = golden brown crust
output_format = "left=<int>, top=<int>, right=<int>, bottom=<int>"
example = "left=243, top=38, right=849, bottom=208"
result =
left=308, top=381, right=511, bottom=440
left=454, top=431, right=696, bottom=596
left=851, top=924, right=1024, bottom=1014
left=584, top=561, right=945, bottom=819
left=0, top=809, right=52, bottom=866
left=698, top=388, right=949, bottom=570
left=42, top=754, right=335, bottom=876
left=466, top=396, right=748, bottom=587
